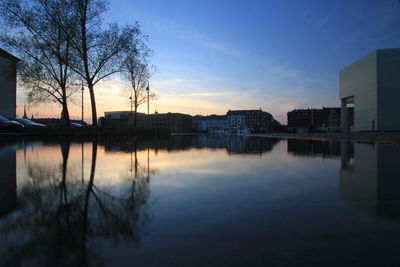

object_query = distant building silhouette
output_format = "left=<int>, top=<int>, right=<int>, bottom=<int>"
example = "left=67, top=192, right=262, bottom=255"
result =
left=227, top=109, right=273, bottom=132
left=101, top=111, right=193, bottom=133
left=101, top=108, right=279, bottom=134
left=287, top=107, right=353, bottom=133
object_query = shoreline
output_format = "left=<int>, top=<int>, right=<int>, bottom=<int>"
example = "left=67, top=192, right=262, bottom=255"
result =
left=249, top=132, right=400, bottom=144
left=2, top=130, right=400, bottom=144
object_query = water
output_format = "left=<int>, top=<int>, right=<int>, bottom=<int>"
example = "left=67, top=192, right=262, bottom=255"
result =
left=1, top=135, right=400, bottom=266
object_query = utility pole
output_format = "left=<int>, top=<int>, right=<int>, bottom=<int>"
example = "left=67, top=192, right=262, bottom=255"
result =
left=81, top=81, right=84, bottom=122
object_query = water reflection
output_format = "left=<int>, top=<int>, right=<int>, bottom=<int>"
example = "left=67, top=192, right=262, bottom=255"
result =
left=101, top=135, right=280, bottom=155
left=0, top=139, right=151, bottom=266
left=287, top=139, right=344, bottom=158
left=1, top=136, right=400, bottom=266
left=0, top=142, right=17, bottom=218
left=340, top=141, right=400, bottom=220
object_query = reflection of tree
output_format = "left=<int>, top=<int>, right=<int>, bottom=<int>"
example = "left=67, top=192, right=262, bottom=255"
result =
left=0, top=140, right=151, bottom=266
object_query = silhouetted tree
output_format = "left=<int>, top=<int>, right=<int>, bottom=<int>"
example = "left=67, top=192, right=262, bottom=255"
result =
left=0, top=0, right=79, bottom=126
left=64, top=0, right=142, bottom=126
left=122, top=39, right=156, bottom=126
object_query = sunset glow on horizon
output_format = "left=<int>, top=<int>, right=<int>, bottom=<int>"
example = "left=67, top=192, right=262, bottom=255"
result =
left=15, top=0, right=400, bottom=124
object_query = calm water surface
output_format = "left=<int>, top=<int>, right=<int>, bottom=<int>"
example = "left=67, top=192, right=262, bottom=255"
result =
left=1, top=135, right=400, bottom=266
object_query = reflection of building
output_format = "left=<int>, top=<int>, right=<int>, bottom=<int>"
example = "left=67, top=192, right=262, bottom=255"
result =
left=287, top=107, right=353, bottom=132
left=0, top=49, right=20, bottom=118
left=340, top=49, right=400, bottom=132
left=0, top=144, right=17, bottom=217
left=340, top=142, right=400, bottom=220
left=102, top=135, right=280, bottom=156
left=287, top=139, right=343, bottom=158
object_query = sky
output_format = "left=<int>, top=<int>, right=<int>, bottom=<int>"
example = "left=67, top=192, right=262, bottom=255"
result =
left=17, top=0, right=400, bottom=124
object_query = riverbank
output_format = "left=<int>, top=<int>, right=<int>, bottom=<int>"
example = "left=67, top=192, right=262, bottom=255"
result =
left=0, top=127, right=171, bottom=138
left=251, top=132, right=400, bottom=144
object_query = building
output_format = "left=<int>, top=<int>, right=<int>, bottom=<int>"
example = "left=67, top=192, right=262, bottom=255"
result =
left=287, top=107, right=353, bottom=132
left=227, top=109, right=273, bottom=132
left=143, top=113, right=193, bottom=133
left=193, top=115, right=228, bottom=133
left=340, top=48, right=400, bottom=132
left=101, top=111, right=193, bottom=133
left=0, top=49, right=20, bottom=118
left=287, top=109, right=325, bottom=131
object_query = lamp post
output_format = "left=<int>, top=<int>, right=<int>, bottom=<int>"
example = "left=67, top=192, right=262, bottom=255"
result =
left=146, top=81, right=150, bottom=115
left=81, top=81, right=84, bottom=122
left=129, top=92, right=133, bottom=113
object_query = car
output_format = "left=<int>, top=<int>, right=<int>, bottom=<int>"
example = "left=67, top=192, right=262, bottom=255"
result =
left=14, top=118, right=47, bottom=128
left=70, top=122, right=83, bottom=128
left=0, top=115, right=24, bottom=130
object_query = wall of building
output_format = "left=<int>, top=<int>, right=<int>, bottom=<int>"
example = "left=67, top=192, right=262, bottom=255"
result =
left=0, top=56, right=17, bottom=118
left=340, top=51, right=377, bottom=131
left=377, top=49, right=400, bottom=131
left=0, top=149, right=17, bottom=217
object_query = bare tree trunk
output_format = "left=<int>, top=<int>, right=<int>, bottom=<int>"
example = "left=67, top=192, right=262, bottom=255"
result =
left=87, top=81, right=97, bottom=126
left=79, top=1, right=97, bottom=126
left=134, top=105, right=138, bottom=127
left=61, top=91, right=71, bottom=126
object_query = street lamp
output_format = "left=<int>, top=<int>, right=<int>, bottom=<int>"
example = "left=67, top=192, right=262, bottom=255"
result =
left=129, top=92, right=133, bottom=113
left=146, top=81, right=150, bottom=115
left=81, top=81, right=84, bottom=122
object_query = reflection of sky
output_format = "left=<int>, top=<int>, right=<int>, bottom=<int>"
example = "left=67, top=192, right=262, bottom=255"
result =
left=3, top=137, right=400, bottom=265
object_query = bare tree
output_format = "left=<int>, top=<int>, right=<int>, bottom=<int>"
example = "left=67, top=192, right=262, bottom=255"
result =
left=64, top=0, right=142, bottom=126
left=0, top=0, right=79, bottom=125
left=122, top=41, right=156, bottom=127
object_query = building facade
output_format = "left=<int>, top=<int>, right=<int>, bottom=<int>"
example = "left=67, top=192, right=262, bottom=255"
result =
left=194, top=115, right=228, bottom=132
left=340, top=48, right=400, bottom=132
left=0, top=49, right=20, bottom=118
left=101, top=111, right=193, bottom=133
left=287, top=107, right=354, bottom=132
left=227, top=109, right=273, bottom=132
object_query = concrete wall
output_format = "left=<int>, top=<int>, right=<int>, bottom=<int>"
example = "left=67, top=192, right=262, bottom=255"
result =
left=0, top=56, right=17, bottom=118
left=0, top=57, right=17, bottom=118
left=340, top=51, right=377, bottom=131
left=377, top=49, right=400, bottom=131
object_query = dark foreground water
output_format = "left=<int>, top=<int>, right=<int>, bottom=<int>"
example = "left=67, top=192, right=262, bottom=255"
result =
left=1, top=135, right=400, bottom=266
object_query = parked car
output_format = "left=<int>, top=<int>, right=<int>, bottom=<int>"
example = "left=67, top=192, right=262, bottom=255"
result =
left=70, top=122, right=82, bottom=128
left=0, top=115, right=24, bottom=130
left=14, top=118, right=46, bottom=128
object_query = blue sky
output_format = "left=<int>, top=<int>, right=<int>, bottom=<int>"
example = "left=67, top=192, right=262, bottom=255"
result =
left=19, top=0, right=400, bottom=123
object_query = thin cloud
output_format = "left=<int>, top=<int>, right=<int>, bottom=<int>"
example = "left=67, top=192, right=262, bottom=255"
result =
left=142, top=16, right=242, bottom=56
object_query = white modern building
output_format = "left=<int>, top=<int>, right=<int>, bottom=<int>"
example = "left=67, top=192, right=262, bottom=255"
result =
left=196, top=115, right=228, bottom=132
left=340, top=48, right=400, bottom=132
left=0, top=49, right=20, bottom=118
